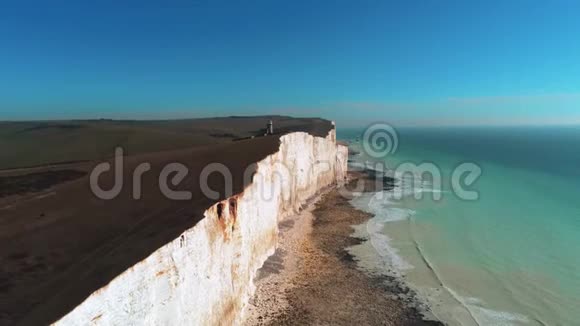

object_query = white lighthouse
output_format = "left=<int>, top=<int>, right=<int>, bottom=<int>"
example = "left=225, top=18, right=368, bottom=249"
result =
left=266, top=120, right=274, bottom=135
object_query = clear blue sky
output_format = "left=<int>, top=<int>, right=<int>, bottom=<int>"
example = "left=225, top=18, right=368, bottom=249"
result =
left=1, top=1, right=579, bottom=126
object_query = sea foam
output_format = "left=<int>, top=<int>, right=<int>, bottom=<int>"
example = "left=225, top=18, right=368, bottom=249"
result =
left=350, top=191, right=415, bottom=271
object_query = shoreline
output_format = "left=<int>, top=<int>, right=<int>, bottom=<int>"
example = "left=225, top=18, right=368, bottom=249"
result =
left=244, top=171, right=442, bottom=325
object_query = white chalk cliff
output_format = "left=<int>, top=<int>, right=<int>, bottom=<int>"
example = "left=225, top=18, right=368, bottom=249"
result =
left=53, top=128, right=348, bottom=325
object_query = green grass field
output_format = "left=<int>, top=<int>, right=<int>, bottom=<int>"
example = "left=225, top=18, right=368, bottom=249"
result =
left=0, top=116, right=327, bottom=170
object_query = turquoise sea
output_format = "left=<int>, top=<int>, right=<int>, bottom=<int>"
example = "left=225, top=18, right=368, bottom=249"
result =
left=339, top=126, right=580, bottom=326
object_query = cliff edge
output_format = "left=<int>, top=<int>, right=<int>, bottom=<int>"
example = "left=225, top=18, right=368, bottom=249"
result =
left=53, top=127, right=347, bottom=325
left=1, top=117, right=346, bottom=325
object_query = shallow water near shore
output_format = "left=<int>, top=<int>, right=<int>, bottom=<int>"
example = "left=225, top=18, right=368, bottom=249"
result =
left=340, top=126, right=580, bottom=326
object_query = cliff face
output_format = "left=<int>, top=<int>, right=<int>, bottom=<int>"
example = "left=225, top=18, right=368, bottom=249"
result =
left=53, top=129, right=348, bottom=325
